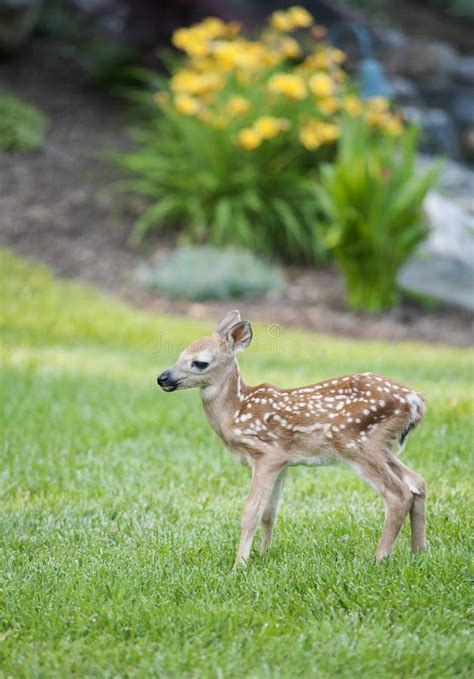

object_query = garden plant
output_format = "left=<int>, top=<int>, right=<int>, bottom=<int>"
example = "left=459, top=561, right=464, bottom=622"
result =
left=143, top=245, right=285, bottom=301
left=0, top=89, right=47, bottom=153
left=315, top=119, right=440, bottom=311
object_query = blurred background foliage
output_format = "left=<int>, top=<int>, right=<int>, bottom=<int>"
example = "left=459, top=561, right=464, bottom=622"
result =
left=113, top=7, right=436, bottom=310
left=1, top=0, right=472, bottom=314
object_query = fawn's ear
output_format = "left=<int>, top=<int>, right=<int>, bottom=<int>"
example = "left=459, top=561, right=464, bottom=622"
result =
left=227, top=321, right=253, bottom=353
left=214, top=310, right=241, bottom=338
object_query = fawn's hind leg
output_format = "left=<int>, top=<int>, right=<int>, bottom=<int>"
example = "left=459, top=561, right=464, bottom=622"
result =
left=387, top=455, right=427, bottom=554
left=346, top=456, right=414, bottom=563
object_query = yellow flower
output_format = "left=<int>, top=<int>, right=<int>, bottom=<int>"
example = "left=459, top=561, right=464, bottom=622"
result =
left=343, top=95, right=363, bottom=116
left=224, top=21, right=242, bottom=39
left=213, top=41, right=242, bottom=69
left=309, top=72, right=334, bottom=98
left=268, top=73, right=306, bottom=100
left=288, top=6, right=314, bottom=28
left=171, top=69, right=223, bottom=96
left=299, top=120, right=339, bottom=149
left=199, top=17, right=227, bottom=39
left=153, top=91, right=169, bottom=109
left=279, top=36, right=302, bottom=58
left=320, top=122, right=340, bottom=142
left=237, top=128, right=261, bottom=150
left=212, top=39, right=266, bottom=71
left=299, top=124, right=322, bottom=150
left=171, top=27, right=209, bottom=57
left=367, top=97, right=390, bottom=113
left=328, top=47, right=346, bottom=64
left=365, top=110, right=384, bottom=126
left=253, top=116, right=290, bottom=139
left=381, top=113, right=403, bottom=136
left=174, top=94, right=201, bottom=116
left=305, top=47, right=330, bottom=70
left=270, top=10, right=294, bottom=32
left=270, top=7, right=313, bottom=32
left=225, top=96, right=251, bottom=115
left=318, top=97, right=339, bottom=114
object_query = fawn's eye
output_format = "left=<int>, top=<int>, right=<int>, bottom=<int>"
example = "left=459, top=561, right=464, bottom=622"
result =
left=192, top=360, right=209, bottom=370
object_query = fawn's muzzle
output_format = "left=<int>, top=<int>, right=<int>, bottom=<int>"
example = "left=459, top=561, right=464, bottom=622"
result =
left=157, top=370, right=178, bottom=392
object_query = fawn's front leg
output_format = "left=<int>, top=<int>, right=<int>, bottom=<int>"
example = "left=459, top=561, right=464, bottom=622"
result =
left=259, top=467, right=288, bottom=556
left=232, top=463, right=284, bottom=573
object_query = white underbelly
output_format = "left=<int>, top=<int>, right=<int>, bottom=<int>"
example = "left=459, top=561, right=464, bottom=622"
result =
left=288, top=451, right=337, bottom=467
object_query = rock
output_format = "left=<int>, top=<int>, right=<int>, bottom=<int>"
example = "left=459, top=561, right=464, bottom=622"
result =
left=422, top=192, right=474, bottom=267
left=373, top=27, right=408, bottom=75
left=418, top=157, right=474, bottom=211
left=399, top=256, right=474, bottom=312
left=452, top=91, right=474, bottom=127
left=404, top=107, right=462, bottom=160
left=399, top=189, right=474, bottom=312
left=462, top=127, right=474, bottom=162
left=453, top=56, right=474, bottom=86
left=400, top=40, right=459, bottom=84
left=388, top=76, right=419, bottom=102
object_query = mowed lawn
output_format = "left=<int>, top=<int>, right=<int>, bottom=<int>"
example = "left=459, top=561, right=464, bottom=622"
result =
left=1, top=250, right=473, bottom=678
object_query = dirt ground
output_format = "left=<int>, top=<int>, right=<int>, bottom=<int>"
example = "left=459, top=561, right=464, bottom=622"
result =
left=1, top=40, right=472, bottom=347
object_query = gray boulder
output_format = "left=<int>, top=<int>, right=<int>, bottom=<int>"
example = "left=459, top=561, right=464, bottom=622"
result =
left=399, top=164, right=474, bottom=311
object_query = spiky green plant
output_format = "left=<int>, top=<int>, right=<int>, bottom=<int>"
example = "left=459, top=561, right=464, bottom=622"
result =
left=315, top=119, right=440, bottom=312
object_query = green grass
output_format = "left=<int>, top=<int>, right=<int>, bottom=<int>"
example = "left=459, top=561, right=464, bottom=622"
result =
left=1, top=249, right=473, bottom=678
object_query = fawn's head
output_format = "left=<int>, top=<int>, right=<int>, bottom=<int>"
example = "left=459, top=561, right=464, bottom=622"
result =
left=157, top=310, right=252, bottom=392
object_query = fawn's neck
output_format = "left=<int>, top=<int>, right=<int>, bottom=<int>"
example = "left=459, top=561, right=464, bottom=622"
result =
left=200, top=360, right=244, bottom=441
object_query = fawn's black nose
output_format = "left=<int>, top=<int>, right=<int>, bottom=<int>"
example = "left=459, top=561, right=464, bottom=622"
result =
left=157, top=370, right=171, bottom=386
left=157, top=370, right=177, bottom=391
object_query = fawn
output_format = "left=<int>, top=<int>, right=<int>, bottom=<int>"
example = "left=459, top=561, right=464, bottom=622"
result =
left=157, top=311, right=426, bottom=572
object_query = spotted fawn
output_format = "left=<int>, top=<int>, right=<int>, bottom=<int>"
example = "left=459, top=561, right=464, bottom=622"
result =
left=157, top=311, right=426, bottom=572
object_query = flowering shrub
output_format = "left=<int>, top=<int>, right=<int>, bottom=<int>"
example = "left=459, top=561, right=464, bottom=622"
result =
left=117, top=6, right=404, bottom=263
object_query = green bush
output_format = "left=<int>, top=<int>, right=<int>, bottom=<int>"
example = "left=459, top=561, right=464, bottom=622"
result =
left=315, top=119, right=440, bottom=312
left=143, top=245, right=285, bottom=301
left=0, top=90, right=47, bottom=153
